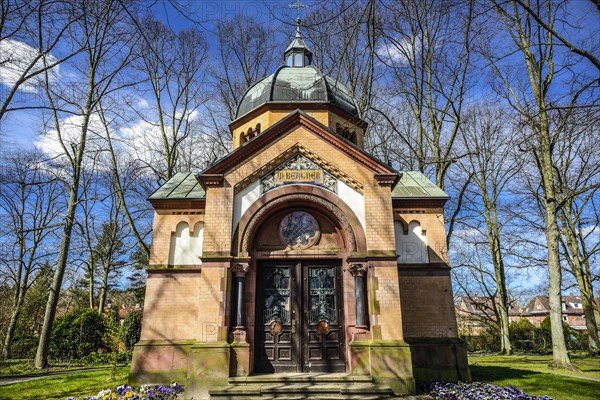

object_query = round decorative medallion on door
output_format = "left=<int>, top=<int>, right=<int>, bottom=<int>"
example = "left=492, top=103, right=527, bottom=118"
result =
left=279, top=211, right=320, bottom=250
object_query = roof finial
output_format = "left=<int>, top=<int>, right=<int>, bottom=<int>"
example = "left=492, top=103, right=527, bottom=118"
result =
left=289, top=0, right=307, bottom=38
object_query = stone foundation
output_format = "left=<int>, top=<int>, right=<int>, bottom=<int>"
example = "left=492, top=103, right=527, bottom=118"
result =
left=404, top=337, right=471, bottom=385
left=349, top=339, right=415, bottom=395
left=129, top=340, right=194, bottom=384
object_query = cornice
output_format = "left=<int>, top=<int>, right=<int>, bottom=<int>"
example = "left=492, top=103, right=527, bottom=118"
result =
left=234, top=143, right=363, bottom=194
left=203, top=111, right=395, bottom=180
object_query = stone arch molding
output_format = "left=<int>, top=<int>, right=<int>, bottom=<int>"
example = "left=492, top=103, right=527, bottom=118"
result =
left=236, top=185, right=366, bottom=256
left=169, top=221, right=204, bottom=266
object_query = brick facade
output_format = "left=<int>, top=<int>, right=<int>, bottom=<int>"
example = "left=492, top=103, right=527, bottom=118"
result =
left=131, top=96, right=468, bottom=398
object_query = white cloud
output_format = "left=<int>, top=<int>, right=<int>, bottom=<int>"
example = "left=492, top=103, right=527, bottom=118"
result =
left=0, top=39, right=60, bottom=92
left=376, top=36, right=418, bottom=65
left=34, top=114, right=108, bottom=169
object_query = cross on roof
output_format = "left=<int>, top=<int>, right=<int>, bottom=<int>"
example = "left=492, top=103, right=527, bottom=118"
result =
left=289, top=0, right=308, bottom=20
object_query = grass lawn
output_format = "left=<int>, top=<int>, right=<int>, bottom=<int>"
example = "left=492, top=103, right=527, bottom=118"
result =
left=469, top=353, right=600, bottom=400
left=0, top=365, right=129, bottom=400
left=0, top=355, right=598, bottom=400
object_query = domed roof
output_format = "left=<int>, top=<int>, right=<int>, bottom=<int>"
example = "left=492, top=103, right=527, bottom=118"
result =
left=235, top=65, right=360, bottom=120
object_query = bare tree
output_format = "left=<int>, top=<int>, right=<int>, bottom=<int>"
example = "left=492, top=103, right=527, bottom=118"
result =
left=374, top=0, right=475, bottom=186
left=0, top=150, right=63, bottom=359
left=303, top=0, right=379, bottom=118
left=97, top=100, right=151, bottom=256
left=0, top=0, right=83, bottom=121
left=512, top=0, right=600, bottom=71
left=488, top=0, right=598, bottom=369
left=553, top=109, right=600, bottom=354
left=212, top=16, right=278, bottom=121
left=371, top=0, right=477, bottom=247
left=126, top=17, right=209, bottom=181
left=34, top=0, right=138, bottom=368
left=458, top=104, right=523, bottom=354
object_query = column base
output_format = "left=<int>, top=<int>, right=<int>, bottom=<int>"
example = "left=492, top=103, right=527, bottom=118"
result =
left=352, top=326, right=372, bottom=341
left=231, top=327, right=247, bottom=342
left=230, top=341, right=252, bottom=377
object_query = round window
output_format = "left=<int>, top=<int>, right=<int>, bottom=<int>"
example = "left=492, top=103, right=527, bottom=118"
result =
left=279, top=211, right=321, bottom=250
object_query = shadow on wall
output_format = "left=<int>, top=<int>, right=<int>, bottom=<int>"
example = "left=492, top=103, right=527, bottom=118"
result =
left=168, top=221, right=204, bottom=266
left=394, top=220, right=429, bottom=264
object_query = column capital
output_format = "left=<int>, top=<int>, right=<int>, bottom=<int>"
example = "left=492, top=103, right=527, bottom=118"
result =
left=349, top=263, right=368, bottom=277
left=231, top=262, right=250, bottom=278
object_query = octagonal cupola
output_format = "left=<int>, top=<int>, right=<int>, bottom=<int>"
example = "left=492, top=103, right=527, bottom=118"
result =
left=284, top=18, right=313, bottom=67
left=229, top=14, right=367, bottom=150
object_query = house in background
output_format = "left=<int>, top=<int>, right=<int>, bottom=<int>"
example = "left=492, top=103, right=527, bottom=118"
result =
left=457, top=294, right=597, bottom=334
left=456, top=296, right=522, bottom=335
left=522, top=295, right=590, bottom=331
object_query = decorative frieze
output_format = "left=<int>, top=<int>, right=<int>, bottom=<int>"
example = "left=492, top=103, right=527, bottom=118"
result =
left=261, top=154, right=337, bottom=194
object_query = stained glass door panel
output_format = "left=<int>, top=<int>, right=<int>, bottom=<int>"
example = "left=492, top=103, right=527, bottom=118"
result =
left=303, top=264, right=345, bottom=372
left=255, top=261, right=345, bottom=373
left=255, top=264, right=300, bottom=372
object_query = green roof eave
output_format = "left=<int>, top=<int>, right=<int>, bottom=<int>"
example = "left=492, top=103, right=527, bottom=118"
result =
left=392, top=171, right=449, bottom=199
left=148, top=172, right=206, bottom=200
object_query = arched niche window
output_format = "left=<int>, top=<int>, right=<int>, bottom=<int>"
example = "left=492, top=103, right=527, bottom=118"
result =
left=335, top=123, right=357, bottom=145
left=394, top=220, right=429, bottom=264
left=168, top=221, right=204, bottom=266
left=239, top=124, right=262, bottom=145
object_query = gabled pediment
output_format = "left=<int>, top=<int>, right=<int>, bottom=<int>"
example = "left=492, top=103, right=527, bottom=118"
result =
left=197, top=110, right=397, bottom=190
left=235, top=144, right=363, bottom=195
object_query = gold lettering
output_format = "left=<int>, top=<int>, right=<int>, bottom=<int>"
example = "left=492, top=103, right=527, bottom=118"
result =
left=273, top=169, right=324, bottom=185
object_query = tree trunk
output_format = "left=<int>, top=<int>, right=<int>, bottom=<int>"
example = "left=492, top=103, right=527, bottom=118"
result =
left=88, top=255, right=95, bottom=309
left=559, top=203, right=600, bottom=354
left=540, top=140, right=572, bottom=368
left=34, top=180, right=80, bottom=368
left=34, top=99, right=92, bottom=369
left=2, top=281, right=27, bottom=359
left=572, top=267, right=600, bottom=354
left=481, top=188, right=513, bottom=355
left=489, top=208, right=512, bottom=355
left=97, top=260, right=110, bottom=313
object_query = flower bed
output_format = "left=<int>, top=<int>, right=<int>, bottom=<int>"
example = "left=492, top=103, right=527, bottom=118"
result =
left=427, top=382, right=553, bottom=400
left=66, top=383, right=184, bottom=400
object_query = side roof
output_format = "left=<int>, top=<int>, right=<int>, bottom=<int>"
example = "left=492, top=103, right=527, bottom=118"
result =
left=392, top=171, right=449, bottom=199
left=148, top=172, right=205, bottom=201
left=148, top=170, right=447, bottom=202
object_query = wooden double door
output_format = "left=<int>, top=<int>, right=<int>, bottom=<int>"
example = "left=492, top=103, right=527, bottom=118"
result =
left=255, top=261, right=346, bottom=373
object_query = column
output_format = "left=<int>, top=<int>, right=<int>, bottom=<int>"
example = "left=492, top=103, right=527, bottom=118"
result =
left=231, top=262, right=249, bottom=341
left=349, top=263, right=370, bottom=338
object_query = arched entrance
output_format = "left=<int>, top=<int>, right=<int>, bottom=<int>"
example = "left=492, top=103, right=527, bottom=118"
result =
left=234, top=186, right=366, bottom=374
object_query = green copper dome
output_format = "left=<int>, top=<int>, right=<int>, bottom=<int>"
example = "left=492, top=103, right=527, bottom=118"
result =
left=235, top=65, right=360, bottom=119
left=234, top=26, right=359, bottom=120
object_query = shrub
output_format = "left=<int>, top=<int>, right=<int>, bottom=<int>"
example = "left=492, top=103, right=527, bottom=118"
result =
left=460, top=326, right=500, bottom=352
left=540, top=316, right=588, bottom=351
left=50, top=309, right=107, bottom=360
left=510, top=318, right=545, bottom=352
left=120, top=310, right=142, bottom=351
left=10, top=335, right=38, bottom=358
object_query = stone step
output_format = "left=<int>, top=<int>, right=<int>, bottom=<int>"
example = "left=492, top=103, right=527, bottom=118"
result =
left=210, top=382, right=396, bottom=399
left=210, top=373, right=405, bottom=400
left=229, top=373, right=373, bottom=384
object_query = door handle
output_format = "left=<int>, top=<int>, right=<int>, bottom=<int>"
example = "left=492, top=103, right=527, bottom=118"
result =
left=291, top=320, right=296, bottom=334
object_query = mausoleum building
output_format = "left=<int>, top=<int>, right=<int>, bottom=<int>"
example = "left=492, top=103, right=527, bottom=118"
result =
left=130, top=26, right=469, bottom=399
